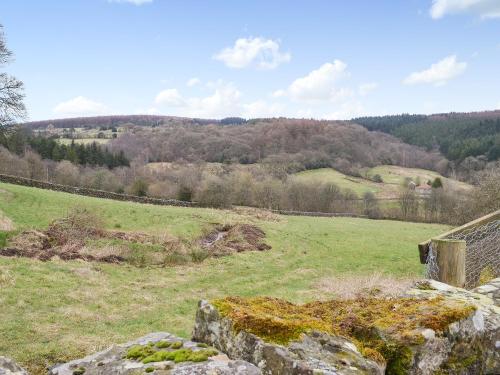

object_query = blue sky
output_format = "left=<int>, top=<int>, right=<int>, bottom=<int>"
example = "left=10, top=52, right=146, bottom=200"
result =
left=1, top=0, right=500, bottom=121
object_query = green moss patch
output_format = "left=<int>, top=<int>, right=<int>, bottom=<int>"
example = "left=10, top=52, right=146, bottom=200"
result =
left=125, top=344, right=218, bottom=364
left=212, top=296, right=475, bottom=374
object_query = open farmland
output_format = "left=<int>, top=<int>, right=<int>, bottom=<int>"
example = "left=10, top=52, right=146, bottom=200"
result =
left=0, top=182, right=448, bottom=373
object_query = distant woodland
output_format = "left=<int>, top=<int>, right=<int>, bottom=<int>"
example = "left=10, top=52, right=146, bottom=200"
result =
left=354, top=111, right=500, bottom=166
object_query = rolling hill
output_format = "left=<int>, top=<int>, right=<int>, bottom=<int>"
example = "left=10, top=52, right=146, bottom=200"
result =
left=293, top=165, right=472, bottom=199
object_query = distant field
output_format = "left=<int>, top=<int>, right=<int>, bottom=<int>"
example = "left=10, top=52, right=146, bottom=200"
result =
left=57, top=138, right=111, bottom=145
left=366, top=165, right=472, bottom=191
left=294, top=165, right=472, bottom=199
left=294, top=168, right=381, bottom=196
left=0, top=182, right=448, bottom=374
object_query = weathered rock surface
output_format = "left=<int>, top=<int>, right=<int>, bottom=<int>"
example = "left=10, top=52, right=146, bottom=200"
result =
left=406, top=279, right=500, bottom=373
left=49, top=332, right=260, bottom=375
left=193, top=280, right=500, bottom=375
left=193, top=300, right=383, bottom=375
left=472, top=277, right=500, bottom=306
left=0, top=357, right=28, bottom=375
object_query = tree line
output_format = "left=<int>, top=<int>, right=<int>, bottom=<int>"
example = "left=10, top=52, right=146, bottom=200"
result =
left=353, top=113, right=500, bottom=163
left=1, top=128, right=129, bottom=168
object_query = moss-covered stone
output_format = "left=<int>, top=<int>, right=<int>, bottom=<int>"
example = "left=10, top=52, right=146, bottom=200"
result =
left=72, top=367, right=86, bottom=375
left=170, top=341, right=183, bottom=349
left=142, top=348, right=218, bottom=364
left=155, top=340, right=171, bottom=349
left=212, top=295, right=476, bottom=373
left=125, top=344, right=218, bottom=365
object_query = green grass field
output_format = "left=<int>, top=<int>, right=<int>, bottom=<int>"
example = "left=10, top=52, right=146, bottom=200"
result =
left=0, top=182, right=448, bottom=373
left=294, top=165, right=472, bottom=199
left=294, top=168, right=381, bottom=195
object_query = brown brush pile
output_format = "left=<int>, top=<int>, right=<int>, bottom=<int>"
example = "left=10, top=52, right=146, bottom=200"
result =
left=0, top=209, right=271, bottom=265
left=200, top=224, right=271, bottom=256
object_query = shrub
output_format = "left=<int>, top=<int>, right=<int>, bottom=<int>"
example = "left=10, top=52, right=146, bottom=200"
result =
left=372, top=174, right=383, bottom=183
left=129, top=178, right=149, bottom=197
left=195, top=177, right=232, bottom=209
left=431, top=177, right=443, bottom=189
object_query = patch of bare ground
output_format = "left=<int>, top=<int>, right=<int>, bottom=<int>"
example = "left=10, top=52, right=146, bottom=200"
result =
left=199, top=223, right=271, bottom=256
left=314, top=273, right=418, bottom=299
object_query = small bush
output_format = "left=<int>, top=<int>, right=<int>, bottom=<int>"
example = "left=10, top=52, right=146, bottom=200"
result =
left=162, top=251, right=190, bottom=266
left=372, top=174, right=383, bottom=183
left=130, top=179, right=149, bottom=197
left=431, top=177, right=443, bottom=189
left=190, top=247, right=209, bottom=263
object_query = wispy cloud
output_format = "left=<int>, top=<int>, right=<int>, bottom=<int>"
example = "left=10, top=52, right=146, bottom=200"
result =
left=108, top=0, right=153, bottom=5
left=430, top=0, right=500, bottom=19
left=53, top=96, right=111, bottom=117
left=358, top=82, right=378, bottom=96
left=403, top=55, right=467, bottom=86
left=186, top=78, right=201, bottom=87
left=277, top=60, right=351, bottom=102
left=214, top=37, right=291, bottom=69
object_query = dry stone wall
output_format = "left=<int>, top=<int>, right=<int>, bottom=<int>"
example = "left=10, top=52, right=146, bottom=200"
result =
left=0, top=174, right=195, bottom=207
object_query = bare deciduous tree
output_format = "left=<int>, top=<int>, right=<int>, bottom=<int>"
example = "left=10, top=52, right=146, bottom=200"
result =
left=0, top=25, right=25, bottom=130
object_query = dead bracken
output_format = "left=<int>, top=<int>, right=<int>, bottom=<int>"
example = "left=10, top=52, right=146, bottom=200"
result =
left=0, top=209, right=271, bottom=266
left=199, top=224, right=271, bottom=255
left=212, top=295, right=476, bottom=370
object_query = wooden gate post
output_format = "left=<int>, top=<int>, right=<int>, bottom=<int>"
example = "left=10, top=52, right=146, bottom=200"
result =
left=431, top=238, right=466, bottom=287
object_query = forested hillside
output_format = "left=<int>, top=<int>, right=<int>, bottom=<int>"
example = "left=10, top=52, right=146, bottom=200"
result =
left=354, top=111, right=500, bottom=163
left=106, top=118, right=445, bottom=175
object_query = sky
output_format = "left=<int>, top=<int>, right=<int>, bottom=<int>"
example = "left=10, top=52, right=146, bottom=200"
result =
left=1, top=0, right=500, bottom=121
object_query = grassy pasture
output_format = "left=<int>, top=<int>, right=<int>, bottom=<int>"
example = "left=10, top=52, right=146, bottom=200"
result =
left=294, top=165, right=472, bottom=199
left=0, top=182, right=447, bottom=373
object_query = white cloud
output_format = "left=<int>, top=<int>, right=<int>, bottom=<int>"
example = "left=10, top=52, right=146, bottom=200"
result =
left=359, top=82, right=378, bottom=96
left=155, top=89, right=185, bottom=106
left=403, top=55, right=467, bottom=86
left=53, top=96, right=110, bottom=117
left=153, top=82, right=242, bottom=118
left=272, top=89, right=287, bottom=98
left=430, top=0, right=500, bottom=19
left=108, top=0, right=153, bottom=5
left=243, top=100, right=284, bottom=118
left=186, top=78, right=201, bottom=87
left=214, top=37, right=291, bottom=69
left=287, top=60, right=350, bottom=101
left=323, top=102, right=366, bottom=121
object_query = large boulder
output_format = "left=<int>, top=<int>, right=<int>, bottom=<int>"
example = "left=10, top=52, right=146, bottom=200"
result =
left=193, top=280, right=500, bottom=375
left=49, top=332, right=260, bottom=375
left=0, top=357, right=28, bottom=375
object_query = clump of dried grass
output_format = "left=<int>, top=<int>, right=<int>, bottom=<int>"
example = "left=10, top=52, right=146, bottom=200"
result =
left=314, top=272, right=418, bottom=299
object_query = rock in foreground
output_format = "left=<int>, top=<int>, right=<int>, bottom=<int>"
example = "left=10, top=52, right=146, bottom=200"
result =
left=193, top=280, right=500, bottom=374
left=49, top=332, right=260, bottom=375
left=0, top=357, right=28, bottom=375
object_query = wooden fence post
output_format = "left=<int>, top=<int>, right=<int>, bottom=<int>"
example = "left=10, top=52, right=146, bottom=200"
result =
left=431, top=238, right=466, bottom=287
